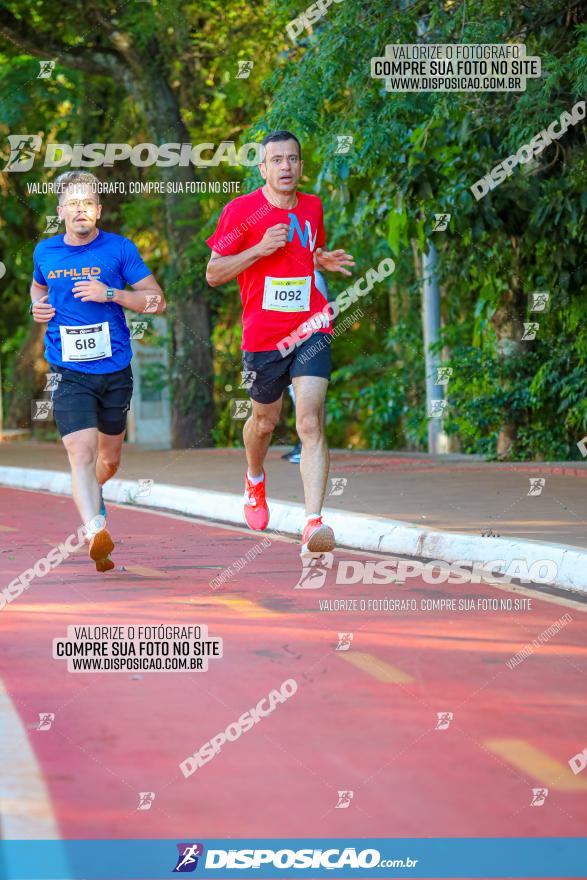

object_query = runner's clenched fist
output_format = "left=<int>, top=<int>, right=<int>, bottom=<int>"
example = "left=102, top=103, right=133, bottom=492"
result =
left=31, top=295, right=56, bottom=323
left=256, top=223, right=289, bottom=256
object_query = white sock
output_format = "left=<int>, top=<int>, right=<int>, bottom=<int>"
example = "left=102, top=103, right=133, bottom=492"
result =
left=306, top=513, right=321, bottom=522
left=247, top=470, right=265, bottom=485
left=85, top=514, right=106, bottom=538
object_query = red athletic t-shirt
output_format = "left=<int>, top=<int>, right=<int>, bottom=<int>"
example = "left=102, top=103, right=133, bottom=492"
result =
left=206, top=187, right=330, bottom=351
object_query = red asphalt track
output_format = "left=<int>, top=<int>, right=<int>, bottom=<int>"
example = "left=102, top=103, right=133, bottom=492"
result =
left=1, top=486, right=586, bottom=876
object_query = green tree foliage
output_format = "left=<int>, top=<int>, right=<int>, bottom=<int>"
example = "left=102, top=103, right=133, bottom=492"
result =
left=252, top=0, right=586, bottom=458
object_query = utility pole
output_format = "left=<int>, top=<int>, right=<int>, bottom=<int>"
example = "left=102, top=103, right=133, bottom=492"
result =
left=421, top=240, right=444, bottom=453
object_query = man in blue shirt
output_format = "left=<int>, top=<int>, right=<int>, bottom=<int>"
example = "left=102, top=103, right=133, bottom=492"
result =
left=31, top=171, right=166, bottom=572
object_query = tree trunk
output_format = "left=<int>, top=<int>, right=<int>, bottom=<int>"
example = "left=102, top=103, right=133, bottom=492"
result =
left=123, top=54, right=214, bottom=448
left=491, top=238, right=526, bottom=459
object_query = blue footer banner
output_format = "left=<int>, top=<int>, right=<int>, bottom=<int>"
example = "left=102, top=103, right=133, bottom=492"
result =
left=0, top=838, right=586, bottom=879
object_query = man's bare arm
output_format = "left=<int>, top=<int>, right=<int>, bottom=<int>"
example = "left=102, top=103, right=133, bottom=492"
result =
left=30, top=279, right=48, bottom=303
left=30, top=279, right=56, bottom=323
left=206, top=245, right=264, bottom=287
left=70, top=274, right=167, bottom=314
left=113, top=274, right=167, bottom=314
left=206, top=223, right=289, bottom=287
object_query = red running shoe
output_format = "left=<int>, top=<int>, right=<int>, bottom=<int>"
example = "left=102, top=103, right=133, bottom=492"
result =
left=88, top=528, right=115, bottom=573
left=301, top=516, right=335, bottom=554
left=244, top=470, right=269, bottom=531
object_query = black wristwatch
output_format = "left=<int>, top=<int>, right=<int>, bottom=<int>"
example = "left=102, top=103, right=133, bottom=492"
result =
left=106, top=287, right=114, bottom=301
left=29, top=301, right=35, bottom=315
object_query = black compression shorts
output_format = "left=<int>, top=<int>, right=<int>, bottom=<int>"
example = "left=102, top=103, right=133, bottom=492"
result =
left=242, top=332, right=331, bottom=404
left=49, top=364, right=133, bottom=437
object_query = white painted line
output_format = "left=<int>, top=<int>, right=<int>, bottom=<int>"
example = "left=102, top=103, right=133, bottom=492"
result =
left=0, top=680, right=60, bottom=840
left=1, top=465, right=586, bottom=593
left=0, top=679, right=71, bottom=876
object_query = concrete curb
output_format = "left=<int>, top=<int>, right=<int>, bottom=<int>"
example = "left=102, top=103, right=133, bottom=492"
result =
left=1, top=465, right=586, bottom=594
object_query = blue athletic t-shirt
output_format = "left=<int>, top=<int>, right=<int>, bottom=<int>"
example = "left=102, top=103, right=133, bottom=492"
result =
left=33, top=230, right=151, bottom=374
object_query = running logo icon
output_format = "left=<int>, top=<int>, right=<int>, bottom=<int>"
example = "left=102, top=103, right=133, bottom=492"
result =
left=530, top=291, right=550, bottom=312
left=335, top=135, right=353, bottom=154
left=432, top=213, right=451, bottom=232
left=143, top=294, right=162, bottom=313
left=236, top=61, right=253, bottom=79
left=527, top=477, right=545, bottom=497
left=137, top=792, right=155, bottom=810
left=231, top=399, right=252, bottom=420
left=239, top=370, right=256, bottom=390
left=428, top=399, right=447, bottom=418
left=522, top=322, right=539, bottom=341
left=173, top=843, right=204, bottom=872
left=31, top=400, right=54, bottom=420
left=2, top=134, right=42, bottom=172
left=435, top=366, right=453, bottom=386
left=37, top=61, right=55, bottom=79
left=130, top=321, right=149, bottom=340
left=435, top=712, right=453, bottom=730
left=335, top=790, right=353, bottom=809
left=136, top=478, right=154, bottom=498
left=44, top=373, right=61, bottom=392
left=329, top=477, right=347, bottom=496
left=530, top=787, right=548, bottom=806
left=38, top=713, right=55, bottom=731
left=294, top=552, right=334, bottom=590
left=335, top=632, right=353, bottom=651
left=44, top=216, right=61, bottom=233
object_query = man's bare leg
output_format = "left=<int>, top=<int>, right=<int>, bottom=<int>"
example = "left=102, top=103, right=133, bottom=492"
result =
left=96, top=429, right=125, bottom=485
left=243, top=396, right=283, bottom=477
left=292, top=375, right=329, bottom=515
left=62, top=427, right=101, bottom=525
left=242, top=395, right=282, bottom=530
left=62, top=427, right=114, bottom=570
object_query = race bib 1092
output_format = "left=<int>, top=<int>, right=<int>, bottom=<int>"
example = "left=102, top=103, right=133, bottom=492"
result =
left=262, top=276, right=311, bottom=312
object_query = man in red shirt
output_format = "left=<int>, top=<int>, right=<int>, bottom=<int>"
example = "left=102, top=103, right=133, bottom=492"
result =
left=206, top=130, right=354, bottom=553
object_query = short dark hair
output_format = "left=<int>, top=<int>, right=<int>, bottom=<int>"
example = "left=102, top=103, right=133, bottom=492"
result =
left=261, top=130, right=302, bottom=160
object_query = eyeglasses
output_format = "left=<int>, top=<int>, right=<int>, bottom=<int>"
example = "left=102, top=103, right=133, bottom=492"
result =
left=62, top=199, right=99, bottom=210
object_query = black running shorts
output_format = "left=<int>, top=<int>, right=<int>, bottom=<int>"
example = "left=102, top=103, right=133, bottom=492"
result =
left=242, top=332, right=332, bottom=405
left=49, top=364, right=134, bottom=437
